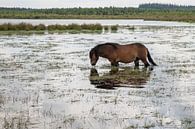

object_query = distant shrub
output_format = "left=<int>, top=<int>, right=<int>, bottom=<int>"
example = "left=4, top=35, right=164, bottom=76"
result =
left=111, top=25, right=118, bottom=31
left=7, top=23, right=16, bottom=30
left=95, top=24, right=103, bottom=30
left=128, top=26, right=135, bottom=30
left=0, top=23, right=105, bottom=32
left=104, top=26, right=109, bottom=31
left=81, top=24, right=102, bottom=30
left=34, top=24, right=46, bottom=30
left=0, top=23, right=35, bottom=31
left=66, top=24, right=82, bottom=30
left=56, top=24, right=66, bottom=30
left=80, top=24, right=91, bottom=30
left=17, top=23, right=34, bottom=31
left=47, top=24, right=67, bottom=30
left=0, top=23, right=8, bottom=30
left=47, top=25, right=56, bottom=30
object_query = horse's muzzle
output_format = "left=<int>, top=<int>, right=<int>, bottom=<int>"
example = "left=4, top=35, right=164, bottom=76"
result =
left=91, top=63, right=96, bottom=66
left=90, top=60, right=96, bottom=66
left=91, top=61, right=96, bottom=66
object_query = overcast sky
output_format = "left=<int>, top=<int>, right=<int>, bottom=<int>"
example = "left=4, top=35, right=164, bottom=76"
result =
left=0, top=0, right=195, bottom=8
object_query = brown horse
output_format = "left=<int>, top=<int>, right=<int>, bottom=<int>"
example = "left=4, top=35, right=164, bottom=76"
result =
left=89, top=43, right=157, bottom=67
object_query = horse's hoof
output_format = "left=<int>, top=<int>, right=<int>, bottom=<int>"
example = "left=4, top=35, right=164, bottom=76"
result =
left=149, top=66, right=154, bottom=71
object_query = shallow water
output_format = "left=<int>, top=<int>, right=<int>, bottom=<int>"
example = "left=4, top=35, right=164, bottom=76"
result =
left=0, top=24, right=195, bottom=129
left=1, top=19, right=195, bottom=26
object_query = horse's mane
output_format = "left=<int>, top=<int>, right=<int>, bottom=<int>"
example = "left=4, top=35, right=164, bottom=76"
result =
left=96, top=43, right=119, bottom=49
left=90, top=43, right=119, bottom=58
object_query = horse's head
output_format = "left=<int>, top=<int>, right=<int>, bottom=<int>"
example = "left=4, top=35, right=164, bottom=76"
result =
left=89, top=48, right=99, bottom=66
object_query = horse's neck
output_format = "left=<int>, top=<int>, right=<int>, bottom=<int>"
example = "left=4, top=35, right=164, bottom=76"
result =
left=98, top=50, right=109, bottom=58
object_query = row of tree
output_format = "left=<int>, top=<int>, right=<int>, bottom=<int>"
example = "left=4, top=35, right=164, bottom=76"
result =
left=0, top=7, right=142, bottom=16
left=0, top=4, right=194, bottom=16
left=139, top=3, right=195, bottom=10
left=0, top=4, right=195, bottom=22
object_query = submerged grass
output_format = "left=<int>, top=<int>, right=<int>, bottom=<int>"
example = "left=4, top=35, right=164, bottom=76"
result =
left=90, top=68, right=150, bottom=88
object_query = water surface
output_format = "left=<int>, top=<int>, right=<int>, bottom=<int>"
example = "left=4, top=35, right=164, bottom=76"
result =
left=1, top=19, right=195, bottom=26
left=0, top=21, right=195, bottom=129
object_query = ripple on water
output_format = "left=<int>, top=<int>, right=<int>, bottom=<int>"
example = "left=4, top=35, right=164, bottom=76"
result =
left=0, top=25, right=195, bottom=129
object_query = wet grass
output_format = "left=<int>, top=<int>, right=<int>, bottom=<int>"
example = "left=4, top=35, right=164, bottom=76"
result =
left=90, top=67, right=150, bottom=89
left=162, top=68, right=192, bottom=76
left=0, top=95, right=4, bottom=105
left=143, top=123, right=155, bottom=129
left=3, top=116, right=30, bottom=129
left=181, top=118, right=195, bottom=129
left=125, top=125, right=138, bottom=129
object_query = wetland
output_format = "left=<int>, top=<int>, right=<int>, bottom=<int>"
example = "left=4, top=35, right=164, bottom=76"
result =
left=0, top=20, right=195, bottom=129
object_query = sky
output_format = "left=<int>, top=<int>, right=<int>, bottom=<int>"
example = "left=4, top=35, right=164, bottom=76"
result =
left=0, top=0, right=195, bottom=8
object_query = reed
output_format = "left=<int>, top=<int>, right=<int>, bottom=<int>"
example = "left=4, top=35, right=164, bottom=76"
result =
left=0, top=23, right=108, bottom=31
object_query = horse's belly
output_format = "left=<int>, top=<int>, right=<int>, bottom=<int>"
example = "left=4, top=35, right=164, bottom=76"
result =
left=117, top=49, right=137, bottom=63
left=119, top=57, right=135, bottom=63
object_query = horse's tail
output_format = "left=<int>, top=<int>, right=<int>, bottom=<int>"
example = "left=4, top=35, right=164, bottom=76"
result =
left=147, top=50, right=157, bottom=66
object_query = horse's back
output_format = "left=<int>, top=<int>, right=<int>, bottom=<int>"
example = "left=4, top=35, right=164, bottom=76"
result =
left=116, top=43, right=148, bottom=63
left=124, top=43, right=146, bottom=48
left=117, top=43, right=147, bottom=53
left=128, top=43, right=148, bottom=56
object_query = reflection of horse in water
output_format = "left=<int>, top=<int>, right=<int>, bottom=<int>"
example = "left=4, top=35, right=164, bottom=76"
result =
left=89, top=43, right=157, bottom=67
left=89, top=67, right=151, bottom=90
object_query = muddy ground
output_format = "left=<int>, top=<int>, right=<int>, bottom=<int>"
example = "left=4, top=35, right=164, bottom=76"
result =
left=0, top=26, right=195, bottom=129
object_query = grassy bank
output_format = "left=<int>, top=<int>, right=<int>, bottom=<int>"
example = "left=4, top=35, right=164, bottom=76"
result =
left=0, top=23, right=120, bottom=34
left=0, top=5, right=195, bottom=22
left=1, top=13, right=195, bottom=23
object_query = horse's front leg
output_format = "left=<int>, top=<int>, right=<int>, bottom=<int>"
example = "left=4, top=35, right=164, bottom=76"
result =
left=111, top=62, right=119, bottom=67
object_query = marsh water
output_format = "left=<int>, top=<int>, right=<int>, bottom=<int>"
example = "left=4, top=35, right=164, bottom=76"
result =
left=1, top=19, right=195, bottom=26
left=0, top=20, right=195, bottom=129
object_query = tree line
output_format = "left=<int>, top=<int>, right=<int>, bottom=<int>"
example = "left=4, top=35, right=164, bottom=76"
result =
left=0, top=7, right=141, bottom=16
left=139, top=3, right=195, bottom=11
left=0, top=4, right=195, bottom=22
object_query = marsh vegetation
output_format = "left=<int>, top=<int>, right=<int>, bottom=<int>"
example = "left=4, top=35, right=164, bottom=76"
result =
left=0, top=23, right=120, bottom=34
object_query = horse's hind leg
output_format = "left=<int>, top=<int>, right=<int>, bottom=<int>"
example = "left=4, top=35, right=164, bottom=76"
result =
left=140, top=57, right=150, bottom=67
left=134, top=57, right=139, bottom=67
